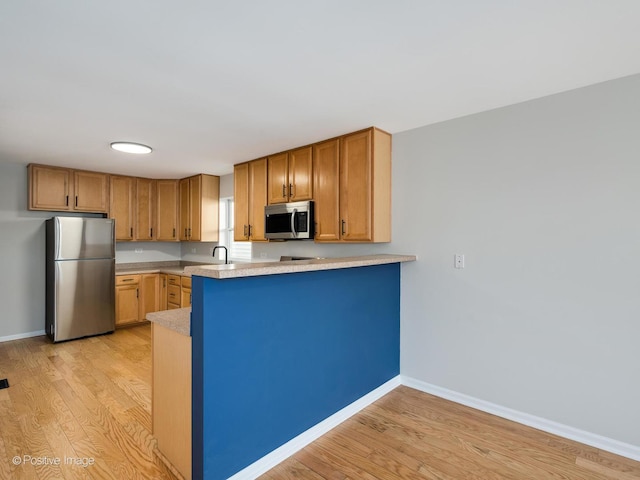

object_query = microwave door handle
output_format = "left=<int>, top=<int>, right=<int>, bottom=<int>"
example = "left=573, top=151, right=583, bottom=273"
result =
left=290, top=208, right=297, bottom=238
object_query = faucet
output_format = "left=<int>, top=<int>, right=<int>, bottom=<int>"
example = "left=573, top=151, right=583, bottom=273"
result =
left=212, top=245, right=228, bottom=264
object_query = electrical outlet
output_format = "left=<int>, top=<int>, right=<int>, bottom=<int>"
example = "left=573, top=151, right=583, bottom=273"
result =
left=191, top=248, right=196, bottom=253
left=454, top=254, right=465, bottom=269
left=260, top=252, right=267, bottom=259
left=134, top=248, right=143, bottom=254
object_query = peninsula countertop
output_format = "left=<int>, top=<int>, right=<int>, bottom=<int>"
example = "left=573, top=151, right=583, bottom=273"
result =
left=147, top=307, right=191, bottom=336
left=184, top=254, right=416, bottom=280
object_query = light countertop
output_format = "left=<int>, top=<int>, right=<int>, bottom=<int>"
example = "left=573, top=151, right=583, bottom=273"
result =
left=144, top=254, right=415, bottom=336
left=147, top=308, right=191, bottom=336
left=184, top=254, right=416, bottom=280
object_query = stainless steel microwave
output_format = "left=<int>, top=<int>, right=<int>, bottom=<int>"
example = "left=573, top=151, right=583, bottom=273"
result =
left=265, top=200, right=315, bottom=240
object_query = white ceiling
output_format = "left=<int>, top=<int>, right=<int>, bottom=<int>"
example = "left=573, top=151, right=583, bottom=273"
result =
left=1, top=1, right=640, bottom=178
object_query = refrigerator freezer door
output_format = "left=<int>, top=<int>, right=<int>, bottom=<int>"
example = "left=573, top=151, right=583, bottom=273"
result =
left=53, top=217, right=115, bottom=260
left=52, top=258, right=115, bottom=341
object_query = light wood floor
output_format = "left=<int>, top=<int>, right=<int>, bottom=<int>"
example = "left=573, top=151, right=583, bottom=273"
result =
left=2, top=325, right=640, bottom=480
left=261, top=386, right=640, bottom=480
left=0, top=324, right=175, bottom=480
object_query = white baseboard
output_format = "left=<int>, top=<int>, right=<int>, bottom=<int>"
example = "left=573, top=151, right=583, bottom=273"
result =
left=401, top=375, right=640, bottom=462
left=227, top=375, right=402, bottom=480
left=0, top=330, right=45, bottom=343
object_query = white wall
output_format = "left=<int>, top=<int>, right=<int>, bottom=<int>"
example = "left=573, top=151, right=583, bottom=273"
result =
left=393, top=74, right=640, bottom=448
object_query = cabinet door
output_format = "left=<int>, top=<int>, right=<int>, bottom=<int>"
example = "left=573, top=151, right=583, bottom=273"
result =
left=313, top=139, right=341, bottom=241
left=249, top=158, right=267, bottom=241
left=340, top=130, right=372, bottom=242
left=188, top=176, right=202, bottom=241
left=289, top=146, right=313, bottom=201
left=159, top=274, right=168, bottom=310
left=199, top=175, right=220, bottom=242
left=110, top=175, right=135, bottom=241
left=267, top=152, right=288, bottom=204
left=28, top=164, right=72, bottom=211
left=139, top=274, right=159, bottom=320
left=74, top=171, right=109, bottom=213
left=136, top=178, right=155, bottom=241
left=181, top=288, right=191, bottom=308
left=156, top=180, right=178, bottom=241
left=116, top=284, right=139, bottom=326
left=178, top=178, right=191, bottom=241
left=233, top=163, right=250, bottom=241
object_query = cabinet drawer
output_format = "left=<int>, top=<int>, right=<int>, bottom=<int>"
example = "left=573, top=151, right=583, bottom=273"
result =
left=168, top=285, right=181, bottom=304
left=116, top=274, right=140, bottom=286
left=168, top=274, right=181, bottom=286
left=181, top=276, right=191, bottom=288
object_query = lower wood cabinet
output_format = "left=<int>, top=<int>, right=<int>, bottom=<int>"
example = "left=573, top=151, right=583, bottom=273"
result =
left=115, top=273, right=160, bottom=326
left=115, top=275, right=140, bottom=326
left=181, top=276, right=192, bottom=308
left=152, top=323, right=191, bottom=479
left=167, top=274, right=181, bottom=309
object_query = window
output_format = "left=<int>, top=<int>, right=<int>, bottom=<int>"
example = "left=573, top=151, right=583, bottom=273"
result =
left=218, top=197, right=252, bottom=261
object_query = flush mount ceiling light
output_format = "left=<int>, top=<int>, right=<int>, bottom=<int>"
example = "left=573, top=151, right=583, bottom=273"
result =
left=110, top=142, right=152, bottom=154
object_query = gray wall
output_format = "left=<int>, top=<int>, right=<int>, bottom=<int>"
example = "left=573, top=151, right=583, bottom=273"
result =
left=393, top=74, right=640, bottom=447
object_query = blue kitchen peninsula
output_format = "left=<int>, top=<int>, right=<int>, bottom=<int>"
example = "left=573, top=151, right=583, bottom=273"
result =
left=184, top=254, right=415, bottom=480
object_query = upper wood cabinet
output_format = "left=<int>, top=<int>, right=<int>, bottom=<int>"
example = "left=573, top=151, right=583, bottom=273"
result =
left=156, top=180, right=179, bottom=241
left=110, top=175, right=135, bottom=241
left=28, top=164, right=109, bottom=213
left=267, top=146, right=313, bottom=204
left=234, top=159, right=267, bottom=241
left=313, top=139, right=341, bottom=242
left=314, top=127, right=391, bottom=243
left=136, top=178, right=156, bottom=241
left=179, top=174, right=220, bottom=242
left=74, top=170, right=109, bottom=212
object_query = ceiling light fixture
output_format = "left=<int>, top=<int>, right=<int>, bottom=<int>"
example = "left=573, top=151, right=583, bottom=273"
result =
left=110, top=142, right=153, bottom=154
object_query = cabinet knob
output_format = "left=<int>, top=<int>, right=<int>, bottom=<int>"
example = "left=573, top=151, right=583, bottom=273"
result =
left=289, top=183, right=294, bottom=198
left=341, top=219, right=346, bottom=236
left=282, top=184, right=286, bottom=198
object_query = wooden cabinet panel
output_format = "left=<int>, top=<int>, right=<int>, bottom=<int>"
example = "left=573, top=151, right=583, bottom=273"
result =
left=267, top=147, right=313, bottom=205
left=179, top=178, right=190, bottom=241
left=234, top=159, right=266, bottom=241
left=110, top=175, right=135, bottom=241
left=314, top=128, right=391, bottom=243
left=181, top=276, right=192, bottom=308
left=313, top=139, right=341, bottom=242
left=136, top=178, right=155, bottom=241
left=152, top=323, right=192, bottom=479
left=74, top=170, right=109, bottom=213
left=28, top=164, right=109, bottom=213
left=167, top=274, right=181, bottom=309
left=116, top=273, right=160, bottom=326
left=267, top=152, right=289, bottom=204
left=159, top=274, right=168, bottom=310
left=115, top=275, right=140, bottom=326
left=289, top=146, right=313, bottom=201
left=340, top=130, right=372, bottom=242
left=28, top=164, right=71, bottom=211
left=139, top=274, right=160, bottom=320
left=233, top=163, right=249, bottom=241
left=249, top=158, right=267, bottom=241
left=156, top=180, right=179, bottom=241
left=179, top=175, right=219, bottom=242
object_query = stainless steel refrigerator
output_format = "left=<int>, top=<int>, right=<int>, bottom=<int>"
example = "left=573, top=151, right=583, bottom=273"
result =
left=46, top=217, right=115, bottom=342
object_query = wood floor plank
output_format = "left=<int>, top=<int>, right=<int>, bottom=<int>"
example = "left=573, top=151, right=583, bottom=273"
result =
left=0, top=325, right=172, bottom=480
left=262, top=386, right=640, bottom=480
